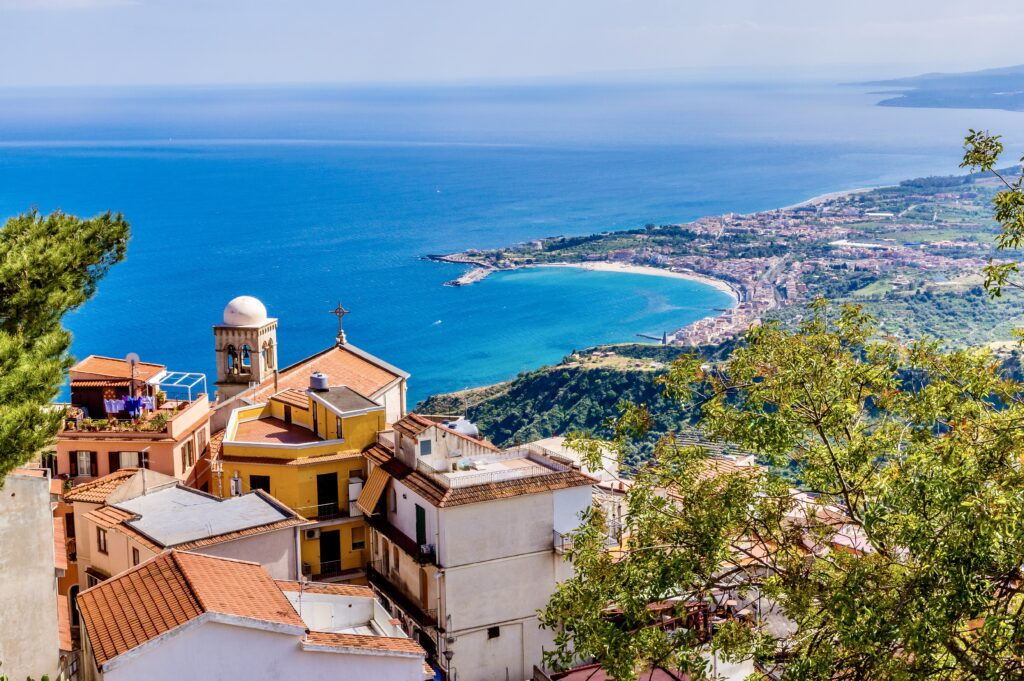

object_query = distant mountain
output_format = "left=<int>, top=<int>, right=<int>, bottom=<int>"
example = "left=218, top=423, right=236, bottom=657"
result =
left=861, top=65, right=1024, bottom=112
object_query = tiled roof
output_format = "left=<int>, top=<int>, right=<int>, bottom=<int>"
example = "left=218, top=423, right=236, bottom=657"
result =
left=53, top=517, right=67, bottom=571
left=303, top=630, right=425, bottom=655
left=207, top=429, right=225, bottom=461
left=362, top=443, right=596, bottom=508
left=270, top=388, right=309, bottom=410
left=173, top=516, right=308, bottom=550
left=84, top=505, right=137, bottom=529
left=276, top=581, right=374, bottom=598
left=78, top=551, right=305, bottom=667
left=71, top=355, right=165, bottom=382
left=252, top=344, right=405, bottom=402
left=57, top=595, right=72, bottom=652
left=63, top=469, right=140, bottom=503
left=393, top=413, right=434, bottom=438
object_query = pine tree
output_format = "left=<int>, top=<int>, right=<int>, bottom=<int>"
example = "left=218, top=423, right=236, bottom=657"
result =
left=0, top=210, right=129, bottom=481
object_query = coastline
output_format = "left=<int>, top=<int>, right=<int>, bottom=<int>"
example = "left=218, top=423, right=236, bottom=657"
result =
left=532, top=261, right=740, bottom=303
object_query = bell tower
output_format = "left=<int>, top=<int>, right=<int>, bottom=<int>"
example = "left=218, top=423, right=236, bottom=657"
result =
left=213, top=295, right=278, bottom=401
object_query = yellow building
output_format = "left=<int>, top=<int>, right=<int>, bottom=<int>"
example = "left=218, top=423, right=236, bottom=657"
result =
left=211, top=378, right=387, bottom=583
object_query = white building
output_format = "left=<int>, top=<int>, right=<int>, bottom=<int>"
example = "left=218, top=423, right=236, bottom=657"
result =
left=0, top=469, right=61, bottom=680
left=77, top=550, right=431, bottom=681
left=356, top=414, right=597, bottom=681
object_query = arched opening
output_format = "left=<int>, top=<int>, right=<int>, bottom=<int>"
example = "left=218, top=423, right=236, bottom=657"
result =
left=226, top=345, right=238, bottom=374
left=69, top=585, right=80, bottom=626
left=262, top=340, right=275, bottom=370
left=240, top=344, right=252, bottom=373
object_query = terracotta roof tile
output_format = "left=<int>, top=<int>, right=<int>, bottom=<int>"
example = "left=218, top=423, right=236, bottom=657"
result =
left=71, top=355, right=165, bottom=382
left=270, top=388, right=310, bottom=410
left=276, top=581, right=374, bottom=598
left=252, top=345, right=403, bottom=402
left=57, top=595, right=72, bottom=652
left=84, top=505, right=137, bottom=529
left=362, top=443, right=596, bottom=508
left=63, top=469, right=140, bottom=503
left=303, top=630, right=425, bottom=655
left=53, top=517, right=67, bottom=571
left=393, top=413, right=435, bottom=438
left=78, top=551, right=304, bottom=667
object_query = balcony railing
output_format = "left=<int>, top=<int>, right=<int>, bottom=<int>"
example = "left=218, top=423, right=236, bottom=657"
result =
left=367, top=561, right=437, bottom=627
left=366, top=514, right=436, bottom=565
left=302, top=559, right=365, bottom=581
left=295, top=503, right=349, bottom=521
left=414, top=451, right=570, bottom=490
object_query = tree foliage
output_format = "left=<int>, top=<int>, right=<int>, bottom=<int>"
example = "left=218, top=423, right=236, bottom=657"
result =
left=540, top=135, right=1024, bottom=680
left=0, top=210, right=129, bottom=480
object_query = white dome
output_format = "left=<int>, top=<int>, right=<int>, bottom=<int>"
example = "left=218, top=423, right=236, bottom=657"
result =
left=223, top=296, right=268, bottom=326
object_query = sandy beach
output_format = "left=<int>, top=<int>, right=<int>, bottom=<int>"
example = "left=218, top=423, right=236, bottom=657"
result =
left=777, top=186, right=878, bottom=211
left=534, top=261, right=740, bottom=303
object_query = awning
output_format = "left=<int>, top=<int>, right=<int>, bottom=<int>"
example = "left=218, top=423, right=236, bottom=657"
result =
left=356, top=467, right=389, bottom=515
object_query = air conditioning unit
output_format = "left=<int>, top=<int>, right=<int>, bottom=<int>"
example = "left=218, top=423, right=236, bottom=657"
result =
left=301, top=562, right=312, bottom=576
left=305, top=528, right=321, bottom=540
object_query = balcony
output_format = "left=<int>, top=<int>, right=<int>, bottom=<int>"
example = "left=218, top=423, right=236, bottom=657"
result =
left=302, top=559, right=365, bottom=582
left=67, top=537, right=77, bottom=562
left=366, top=561, right=437, bottom=628
left=366, top=513, right=436, bottom=565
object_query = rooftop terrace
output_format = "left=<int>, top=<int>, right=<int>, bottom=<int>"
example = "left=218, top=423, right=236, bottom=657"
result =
left=417, top=449, right=570, bottom=489
left=233, top=417, right=321, bottom=445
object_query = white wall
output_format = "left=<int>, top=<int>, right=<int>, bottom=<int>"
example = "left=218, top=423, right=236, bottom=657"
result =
left=101, top=619, right=424, bottom=681
left=439, top=493, right=554, bottom=567
left=552, top=486, right=592, bottom=535
left=444, top=552, right=558, bottom=631
left=0, top=474, right=59, bottom=679
left=195, top=528, right=298, bottom=580
left=389, top=479, right=439, bottom=548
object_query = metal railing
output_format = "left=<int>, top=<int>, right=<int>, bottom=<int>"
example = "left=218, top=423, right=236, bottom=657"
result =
left=553, top=529, right=574, bottom=554
left=415, top=451, right=569, bottom=490
left=366, top=561, right=438, bottom=626
left=295, top=502, right=347, bottom=520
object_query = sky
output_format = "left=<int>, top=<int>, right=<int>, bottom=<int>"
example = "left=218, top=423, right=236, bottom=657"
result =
left=2, top=1, right=1024, bottom=87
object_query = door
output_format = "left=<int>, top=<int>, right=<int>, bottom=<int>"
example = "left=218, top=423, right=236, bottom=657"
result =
left=316, top=472, right=339, bottom=518
left=319, top=530, right=341, bottom=576
left=415, top=504, right=427, bottom=546
left=283, top=405, right=292, bottom=424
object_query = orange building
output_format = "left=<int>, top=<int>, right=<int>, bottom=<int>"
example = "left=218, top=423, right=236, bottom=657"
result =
left=54, top=356, right=213, bottom=489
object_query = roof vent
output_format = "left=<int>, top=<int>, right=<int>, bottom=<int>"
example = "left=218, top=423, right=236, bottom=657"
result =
left=309, top=372, right=329, bottom=392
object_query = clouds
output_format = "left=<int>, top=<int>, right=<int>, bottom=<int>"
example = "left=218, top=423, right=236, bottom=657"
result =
left=1, top=1, right=1023, bottom=86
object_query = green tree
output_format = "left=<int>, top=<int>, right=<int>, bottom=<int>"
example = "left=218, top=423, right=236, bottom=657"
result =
left=0, top=210, right=129, bottom=480
left=540, top=137, right=1024, bottom=680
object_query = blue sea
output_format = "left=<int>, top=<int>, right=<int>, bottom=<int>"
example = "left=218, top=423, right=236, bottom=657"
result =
left=2, top=80, right=1024, bottom=403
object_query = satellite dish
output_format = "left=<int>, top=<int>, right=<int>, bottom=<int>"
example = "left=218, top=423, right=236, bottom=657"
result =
left=125, top=352, right=140, bottom=367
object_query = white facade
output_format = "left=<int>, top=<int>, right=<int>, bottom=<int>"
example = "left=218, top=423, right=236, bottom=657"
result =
left=0, top=472, right=60, bottom=679
left=370, top=451, right=594, bottom=681
left=86, top=618, right=423, bottom=681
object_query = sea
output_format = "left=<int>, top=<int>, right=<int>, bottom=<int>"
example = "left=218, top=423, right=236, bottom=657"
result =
left=2, top=79, right=1024, bottom=403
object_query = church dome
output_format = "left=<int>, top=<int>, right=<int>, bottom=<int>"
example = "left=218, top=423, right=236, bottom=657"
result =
left=223, top=296, right=268, bottom=326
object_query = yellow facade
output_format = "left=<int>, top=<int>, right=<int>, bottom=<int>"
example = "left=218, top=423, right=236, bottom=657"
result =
left=216, top=394, right=383, bottom=582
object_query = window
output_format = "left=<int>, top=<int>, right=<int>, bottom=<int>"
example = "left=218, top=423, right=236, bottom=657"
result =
left=240, top=344, right=252, bottom=372
left=74, top=451, right=95, bottom=477
left=487, top=626, right=500, bottom=639
left=97, top=528, right=108, bottom=555
left=181, top=439, right=195, bottom=471
left=336, top=416, right=342, bottom=439
left=389, top=488, right=397, bottom=514
left=230, top=474, right=242, bottom=496
left=351, top=526, right=365, bottom=550
left=226, top=345, right=238, bottom=374
left=65, top=513, right=75, bottom=539
left=312, top=405, right=319, bottom=435
left=250, top=475, right=271, bottom=494
left=392, top=545, right=400, bottom=573
left=120, top=451, right=140, bottom=469
left=419, top=439, right=432, bottom=456
left=85, top=573, right=103, bottom=588
left=132, top=548, right=140, bottom=566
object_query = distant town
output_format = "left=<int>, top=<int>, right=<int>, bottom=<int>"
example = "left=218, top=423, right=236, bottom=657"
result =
left=431, top=168, right=1020, bottom=348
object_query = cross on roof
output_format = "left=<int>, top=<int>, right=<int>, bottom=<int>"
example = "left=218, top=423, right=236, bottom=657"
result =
left=330, top=302, right=350, bottom=345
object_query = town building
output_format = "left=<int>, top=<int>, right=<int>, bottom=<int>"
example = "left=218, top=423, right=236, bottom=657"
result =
left=210, top=296, right=409, bottom=431
left=356, top=413, right=597, bottom=681
left=68, top=469, right=309, bottom=595
left=77, top=549, right=431, bottom=681
left=210, top=374, right=387, bottom=583
left=54, top=355, right=213, bottom=488
left=0, top=469, right=63, bottom=680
